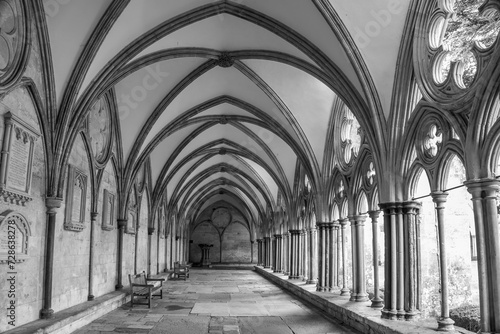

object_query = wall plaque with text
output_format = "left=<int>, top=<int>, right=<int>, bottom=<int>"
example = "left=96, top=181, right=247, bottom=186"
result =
left=102, top=189, right=115, bottom=231
left=0, top=112, right=40, bottom=205
left=64, top=165, right=87, bottom=232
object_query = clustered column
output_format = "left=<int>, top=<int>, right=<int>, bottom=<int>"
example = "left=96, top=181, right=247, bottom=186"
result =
left=264, top=237, right=271, bottom=268
left=465, top=179, right=500, bottom=333
left=379, top=201, right=421, bottom=320
left=256, top=239, right=263, bottom=266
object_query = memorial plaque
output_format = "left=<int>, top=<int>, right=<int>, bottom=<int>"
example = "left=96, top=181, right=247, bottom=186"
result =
left=64, top=165, right=87, bottom=232
left=126, top=189, right=137, bottom=234
left=0, top=112, right=39, bottom=205
left=0, top=210, right=30, bottom=263
left=102, top=189, right=114, bottom=231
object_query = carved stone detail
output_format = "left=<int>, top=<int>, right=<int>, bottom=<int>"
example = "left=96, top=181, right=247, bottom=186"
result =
left=0, top=112, right=40, bottom=206
left=0, top=210, right=30, bottom=263
left=217, top=52, right=234, bottom=68
left=101, top=189, right=115, bottom=231
left=64, top=165, right=87, bottom=232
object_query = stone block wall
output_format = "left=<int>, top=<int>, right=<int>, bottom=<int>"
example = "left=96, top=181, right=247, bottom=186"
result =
left=0, top=86, right=47, bottom=332
left=221, top=222, right=251, bottom=263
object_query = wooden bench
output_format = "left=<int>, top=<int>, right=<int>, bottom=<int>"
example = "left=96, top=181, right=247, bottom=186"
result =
left=173, top=261, right=190, bottom=280
left=128, top=271, right=165, bottom=308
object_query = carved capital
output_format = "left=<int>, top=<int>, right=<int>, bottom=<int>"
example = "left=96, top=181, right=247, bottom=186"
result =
left=45, top=197, right=62, bottom=215
left=117, top=219, right=127, bottom=228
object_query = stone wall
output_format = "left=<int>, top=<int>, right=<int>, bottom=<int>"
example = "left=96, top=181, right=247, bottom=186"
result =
left=0, top=86, right=47, bottom=332
left=189, top=202, right=253, bottom=264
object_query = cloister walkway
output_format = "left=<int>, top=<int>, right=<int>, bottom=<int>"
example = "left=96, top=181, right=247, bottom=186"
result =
left=73, top=268, right=358, bottom=334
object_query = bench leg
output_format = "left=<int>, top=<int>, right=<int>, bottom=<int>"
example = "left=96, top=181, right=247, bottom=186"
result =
left=148, top=290, right=152, bottom=308
left=131, top=295, right=134, bottom=308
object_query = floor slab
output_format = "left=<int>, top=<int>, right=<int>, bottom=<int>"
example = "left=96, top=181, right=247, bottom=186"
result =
left=73, top=269, right=359, bottom=334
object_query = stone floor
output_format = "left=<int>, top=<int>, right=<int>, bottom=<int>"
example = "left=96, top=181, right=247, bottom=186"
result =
left=73, top=269, right=359, bottom=334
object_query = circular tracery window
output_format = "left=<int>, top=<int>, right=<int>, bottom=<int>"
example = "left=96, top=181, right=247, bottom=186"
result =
left=0, top=0, right=29, bottom=91
left=415, top=0, right=500, bottom=106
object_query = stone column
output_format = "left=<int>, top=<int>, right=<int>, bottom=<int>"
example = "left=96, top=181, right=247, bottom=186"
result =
left=403, top=201, right=421, bottom=319
left=380, top=202, right=421, bottom=320
left=316, top=223, right=327, bottom=291
left=369, top=210, right=383, bottom=308
left=289, top=230, right=300, bottom=279
left=299, top=229, right=304, bottom=280
left=337, top=224, right=342, bottom=288
left=307, top=227, right=318, bottom=284
left=465, top=179, right=500, bottom=333
left=273, top=235, right=279, bottom=272
left=350, top=217, right=358, bottom=301
left=352, top=215, right=368, bottom=302
left=302, top=229, right=309, bottom=281
left=328, top=223, right=336, bottom=292
left=332, top=223, right=339, bottom=290
left=339, top=219, right=350, bottom=296
left=431, top=192, right=455, bottom=331
left=88, top=212, right=98, bottom=301
left=40, top=197, right=62, bottom=319
left=284, top=232, right=290, bottom=275
left=264, top=237, right=270, bottom=268
left=116, top=218, right=127, bottom=289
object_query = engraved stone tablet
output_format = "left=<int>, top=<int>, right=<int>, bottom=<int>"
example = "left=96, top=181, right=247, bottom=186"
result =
left=102, top=189, right=114, bottom=231
left=64, top=165, right=87, bottom=232
left=0, top=112, right=39, bottom=205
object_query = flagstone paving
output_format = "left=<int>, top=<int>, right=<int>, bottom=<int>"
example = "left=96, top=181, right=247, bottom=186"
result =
left=73, top=269, right=359, bottom=334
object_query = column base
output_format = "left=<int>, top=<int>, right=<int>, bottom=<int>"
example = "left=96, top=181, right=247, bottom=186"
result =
left=306, top=279, right=317, bottom=284
left=115, top=284, right=123, bottom=290
left=355, top=292, right=369, bottom=302
left=437, top=317, right=455, bottom=331
left=340, top=288, right=350, bottom=296
left=381, top=308, right=398, bottom=320
left=288, top=275, right=299, bottom=279
left=349, top=292, right=358, bottom=301
left=88, top=295, right=94, bottom=301
left=370, top=297, right=384, bottom=308
left=40, top=308, right=54, bottom=319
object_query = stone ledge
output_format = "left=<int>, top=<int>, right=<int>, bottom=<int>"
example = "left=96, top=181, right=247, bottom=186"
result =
left=4, top=291, right=130, bottom=334
left=254, top=267, right=473, bottom=334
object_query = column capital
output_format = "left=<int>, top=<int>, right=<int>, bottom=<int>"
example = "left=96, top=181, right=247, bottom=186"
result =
left=316, top=222, right=329, bottom=229
left=90, top=211, right=99, bottom=220
left=350, top=215, right=367, bottom=224
left=117, top=219, right=127, bottom=228
left=45, top=197, right=63, bottom=214
left=464, top=178, right=500, bottom=198
left=368, top=210, right=380, bottom=220
left=289, top=229, right=301, bottom=234
left=273, top=234, right=282, bottom=239
left=378, top=202, right=402, bottom=214
left=148, top=227, right=155, bottom=235
left=338, top=218, right=349, bottom=226
left=431, top=191, right=448, bottom=208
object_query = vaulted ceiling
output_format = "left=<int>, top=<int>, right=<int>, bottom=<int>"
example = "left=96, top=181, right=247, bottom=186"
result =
left=45, top=0, right=408, bottom=232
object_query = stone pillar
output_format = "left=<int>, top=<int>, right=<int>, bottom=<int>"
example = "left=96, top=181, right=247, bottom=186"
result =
left=263, top=237, right=270, bottom=268
left=403, top=201, right=421, bottom=319
left=307, top=227, right=318, bottom=284
left=40, top=197, right=62, bottom=319
left=380, top=202, right=421, bottom=320
left=339, top=218, right=350, bottom=296
left=316, top=223, right=327, bottom=291
left=273, top=235, right=279, bottom=272
left=283, top=233, right=289, bottom=275
left=369, top=211, right=383, bottom=308
left=116, top=218, right=127, bottom=289
left=349, top=217, right=357, bottom=301
left=352, top=215, right=368, bottom=302
left=431, top=192, right=455, bottom=331
left=328, top=223, right=335, bottom=292
left=88, top=212, right=98, bottom=301
left=337, top=224, right=342, bottom=288
left=465, top=179, right=500, bottom=333
left=299, top=229, right=309, bottom=281
left=289, top=230, right=300, bottom=279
